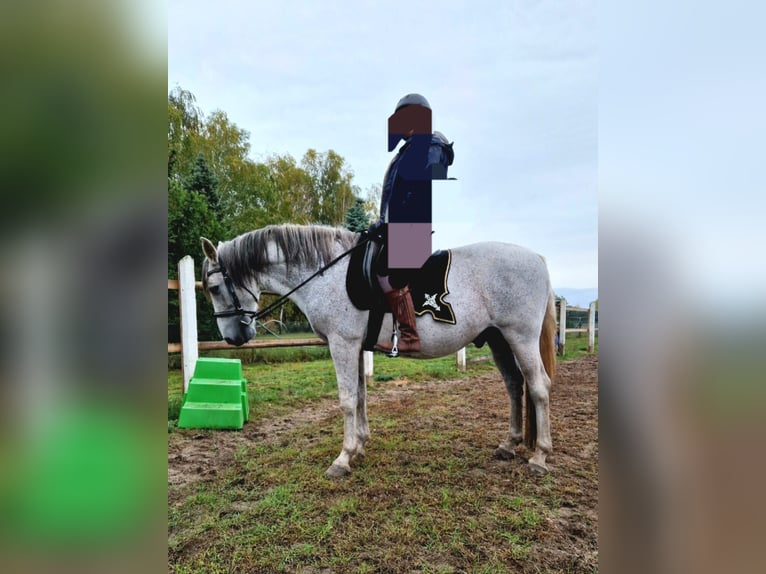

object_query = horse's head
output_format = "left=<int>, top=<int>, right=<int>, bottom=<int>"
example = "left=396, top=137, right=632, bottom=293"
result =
left=200, top=237, right=259, bottom=346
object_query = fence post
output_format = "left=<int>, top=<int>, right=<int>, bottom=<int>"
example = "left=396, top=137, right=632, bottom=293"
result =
left=456, top=347, right=466, bottom=372
left=558, top=297, right=567, bottom=355
left=178, top=256, right=199, bottom=393
left=363, top=350, right=374, bottom=386
left=587, top=301, right=597, bottom=353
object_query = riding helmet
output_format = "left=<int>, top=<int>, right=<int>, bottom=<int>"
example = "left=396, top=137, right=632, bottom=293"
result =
left=395, top=93, right=431, bottom=111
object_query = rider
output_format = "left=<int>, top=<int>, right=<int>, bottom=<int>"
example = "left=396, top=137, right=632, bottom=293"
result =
left=376, top=93, right=454, bottom=354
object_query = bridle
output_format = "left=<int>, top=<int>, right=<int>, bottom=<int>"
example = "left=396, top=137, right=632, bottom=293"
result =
left=206, top=264, right=260, bottom=326
left=206, top=231, right=375, bottom=328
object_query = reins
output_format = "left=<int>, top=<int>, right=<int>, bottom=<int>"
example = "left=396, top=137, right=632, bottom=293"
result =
left=208, top=233, right=372, bottom=325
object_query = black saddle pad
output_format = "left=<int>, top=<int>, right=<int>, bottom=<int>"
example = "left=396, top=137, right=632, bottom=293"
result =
left=346, top=238, right=456, bottom=325
left=409, top=250, right=456, bottom=324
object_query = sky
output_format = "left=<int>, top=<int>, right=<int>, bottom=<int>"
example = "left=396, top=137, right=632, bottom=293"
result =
left=169, top=1, right=597, bottom=296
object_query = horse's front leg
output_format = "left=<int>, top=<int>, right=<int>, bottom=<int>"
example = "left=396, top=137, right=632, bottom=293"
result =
left=496, top=379, right=524, bottom=460
left=488, top=338, right=524, bottom=460
left=325, top=338, right=363, bottom=478
left=353, top=350, right=370, bottom=461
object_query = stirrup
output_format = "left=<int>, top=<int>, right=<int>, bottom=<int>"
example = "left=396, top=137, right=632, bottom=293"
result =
left=387, top=331, right=399, bottom=358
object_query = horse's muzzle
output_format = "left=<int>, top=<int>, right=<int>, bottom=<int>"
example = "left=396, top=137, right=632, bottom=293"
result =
left=224, top=323, right=255, bottom=346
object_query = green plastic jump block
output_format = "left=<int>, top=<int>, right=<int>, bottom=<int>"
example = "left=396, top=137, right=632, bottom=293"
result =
left=177, top=402, right=245, bottom=429
left=193, top=357, right=243, bottom=381
left=178, top=358, right=249, bottom=429
left=185, top=379, right=243, bottom=404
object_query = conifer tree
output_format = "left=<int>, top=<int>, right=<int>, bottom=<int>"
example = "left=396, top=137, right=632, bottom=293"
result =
left=344, top=197, right=371, bottom=231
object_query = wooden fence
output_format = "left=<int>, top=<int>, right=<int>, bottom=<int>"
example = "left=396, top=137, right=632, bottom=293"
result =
left=555, top=298, right=599, bottom=355
left=169, top=256, right=597, bottom=392
left=168, top=256, right=465, bottom=392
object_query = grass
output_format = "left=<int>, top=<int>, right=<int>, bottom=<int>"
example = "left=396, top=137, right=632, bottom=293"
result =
left=560, top=331, right=598, bottom=361
left=168, top=335, right=598, bottom=573
left=168, top=370, right=598, bottom=573
left=168, top=343, right=498, bottom=423
left=170, top=423, right=541, bottom=572
left=168, top=334, right=597, bottom=423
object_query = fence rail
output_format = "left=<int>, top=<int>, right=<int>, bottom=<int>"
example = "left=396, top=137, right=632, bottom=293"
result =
left=170, top=256, right=379, bottom=392
left=169, top=256, right=597, bottom=391
left=167, top=338, right=327, bottom=354
left=555, top=298, right=598, bottom=354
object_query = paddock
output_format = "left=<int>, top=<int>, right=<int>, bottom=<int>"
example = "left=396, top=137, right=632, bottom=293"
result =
left=168, top=354, right=598, bottom=573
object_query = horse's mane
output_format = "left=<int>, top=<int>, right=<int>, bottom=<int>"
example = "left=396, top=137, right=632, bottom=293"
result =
left=217, top=224, right=358, bottom=286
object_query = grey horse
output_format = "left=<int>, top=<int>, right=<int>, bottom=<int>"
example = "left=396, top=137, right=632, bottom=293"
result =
left=200, top=224, right=557, bottom=476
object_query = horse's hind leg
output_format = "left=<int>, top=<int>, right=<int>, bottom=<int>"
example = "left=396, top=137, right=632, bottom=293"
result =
left=504, top=331, right=553, bottom=474
left=487, top=329, right=525, bottom=460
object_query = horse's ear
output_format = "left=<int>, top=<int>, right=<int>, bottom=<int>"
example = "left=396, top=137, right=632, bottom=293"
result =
left=201, top=237, right=218, bottom=264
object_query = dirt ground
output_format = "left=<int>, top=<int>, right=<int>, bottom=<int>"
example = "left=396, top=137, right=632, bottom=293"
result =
left=168, top=355, right=598, bottom=572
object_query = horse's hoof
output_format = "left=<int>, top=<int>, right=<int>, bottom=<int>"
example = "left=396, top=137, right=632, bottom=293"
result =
left=325, top=464, right=351, bottom=478
left=494, top=446, right=516, bottom=461
left=527, top=461, right=549, bottom=476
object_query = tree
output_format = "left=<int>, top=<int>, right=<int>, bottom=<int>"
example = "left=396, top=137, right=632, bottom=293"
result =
left=167, top=86, right=377, bottom=338
left=363, top=183, right=382, bottom=222
left=185, top=153, right=220, bottom=214
left=301, top=149, right=356, bottom=225
left=168, top=87, right=252, bottom=235
left=344, top=197, right=371, bottom=231
left=168, top=179, right=224, bottom=275
left=197, top=110, right=252, bottom=224
left=168, top=178, right=225, bottom=342
left=223, top=160, right=278, bottom=236
left=168, top=87, right=203, bottom=180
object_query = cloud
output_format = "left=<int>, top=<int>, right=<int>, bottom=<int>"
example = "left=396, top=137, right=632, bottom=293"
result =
left=169, top=0, right=598, bottom=288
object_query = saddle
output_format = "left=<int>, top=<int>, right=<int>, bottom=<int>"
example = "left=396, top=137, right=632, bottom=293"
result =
left=346, top=230, right=456, bottom=351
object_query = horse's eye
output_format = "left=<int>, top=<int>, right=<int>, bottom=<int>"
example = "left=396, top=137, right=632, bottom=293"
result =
left=210, top=285, right=220, bottom=296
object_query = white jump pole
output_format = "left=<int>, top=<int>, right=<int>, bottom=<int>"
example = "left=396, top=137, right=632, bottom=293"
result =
left=456, top=347, right=466, bottom=372
left=587, top=301, right=597, bottom=353
left=558, top=297, right=567, bottom=355
left=178, top=256, right=199, bottom=393
left=363, top=350, right=374, bottom=386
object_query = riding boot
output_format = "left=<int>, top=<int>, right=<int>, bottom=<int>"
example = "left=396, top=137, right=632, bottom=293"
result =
left=377, top=286, right=421, bottom=354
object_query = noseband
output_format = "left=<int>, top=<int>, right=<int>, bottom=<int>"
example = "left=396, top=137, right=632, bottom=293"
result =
left=206, top=264, right=260, bottom=326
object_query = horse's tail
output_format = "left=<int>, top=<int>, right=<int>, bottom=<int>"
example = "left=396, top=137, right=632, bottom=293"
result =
left=540, top=288, right=558, bottom=382
left=525, top=287, right=557, bottom=449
